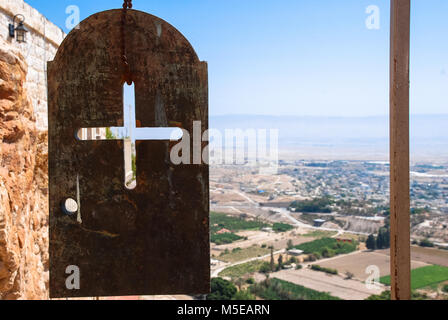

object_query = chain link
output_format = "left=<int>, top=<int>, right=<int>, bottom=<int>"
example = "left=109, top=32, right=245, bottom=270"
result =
left=121, top=0, right=133, bottom=85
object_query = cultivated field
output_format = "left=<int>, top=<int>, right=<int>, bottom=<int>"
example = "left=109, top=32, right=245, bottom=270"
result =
left=218, top=245, right=270, bottom=263
left=317, top=250, right=428, bottom=281
left=295, top=237, right=358, bottom=257
left=378, top=246, right=448, bottom=267
left=219, top=260, right=266, bottom=279
left=211, top=230, right=314, bottom=256
left=271, top=268, right=384, bottom=300
left=381, top=265, right=448, bottom=290
left=251, top=278, right=340, bottom=300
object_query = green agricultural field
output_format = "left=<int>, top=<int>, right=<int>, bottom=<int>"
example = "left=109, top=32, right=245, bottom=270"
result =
left=218, top=245, right=270, bottom=263
left=210, top=232, right=243, bottom=245
left=210, top=212, right=293, bottom=245
left=219, top=260, right=266, bottom=279
left=289, top=197, right=333, bottom=213
left=272, top=223, right=294, bottom=233
left=210, top=212, right=268, bottom=233
left=250, top=278, right=340, bottom=300
left=380, top=265, right=448, bottom=290
left=294, top=237, right=357, bottom=258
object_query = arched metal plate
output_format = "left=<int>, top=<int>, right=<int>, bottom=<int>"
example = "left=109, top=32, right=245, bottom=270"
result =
left=48, top=9, right=209, bottom=298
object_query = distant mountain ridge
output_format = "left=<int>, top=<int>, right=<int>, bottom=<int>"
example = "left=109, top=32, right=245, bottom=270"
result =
left=210, top=114, right=448, bottom=141
left=209, top=114, right=448, bottom=161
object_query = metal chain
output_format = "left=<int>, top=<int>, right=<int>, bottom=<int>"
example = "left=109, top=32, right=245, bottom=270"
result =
left=121, top=0, right=133, bottom=85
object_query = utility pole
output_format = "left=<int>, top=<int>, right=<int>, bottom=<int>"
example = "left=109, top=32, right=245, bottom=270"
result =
left=389, top=0, right=411, bottom=300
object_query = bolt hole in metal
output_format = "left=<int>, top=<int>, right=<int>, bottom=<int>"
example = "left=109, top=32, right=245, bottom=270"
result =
left=62, top=198, right=78, bottom=215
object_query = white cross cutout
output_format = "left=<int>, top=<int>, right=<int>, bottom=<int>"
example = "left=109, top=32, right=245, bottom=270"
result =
left=78, top=83, right=183, bottom=189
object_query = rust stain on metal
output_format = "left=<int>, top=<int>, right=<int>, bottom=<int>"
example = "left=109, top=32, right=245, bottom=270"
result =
left=48, top=9, right=209, bottom=298
left=389, top=0, right=411, bottom=300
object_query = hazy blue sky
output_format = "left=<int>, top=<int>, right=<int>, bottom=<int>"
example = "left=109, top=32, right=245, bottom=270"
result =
left=27, top=0, right=448, bottom=117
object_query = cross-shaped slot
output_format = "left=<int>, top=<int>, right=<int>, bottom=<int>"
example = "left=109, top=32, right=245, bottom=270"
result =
left=76, top=83, right=183, bottom=189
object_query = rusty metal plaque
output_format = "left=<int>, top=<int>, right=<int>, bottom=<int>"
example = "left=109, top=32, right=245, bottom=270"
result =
left=48, top=9, right=209, bottom=298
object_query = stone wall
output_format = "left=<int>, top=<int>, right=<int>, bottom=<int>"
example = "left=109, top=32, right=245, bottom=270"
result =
left=0, top=0, right=63, bottom=300
left=0, top=36, right=49, bottom=300
left=0, top=0, right=65, bottom=131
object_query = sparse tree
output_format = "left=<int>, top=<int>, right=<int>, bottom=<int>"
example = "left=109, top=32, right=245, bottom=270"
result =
left=207, top=278, right=237, bottom=300
left=277, top=255, right=283, bottom=271
left=232, top=290, right=256, bottom=300
left=382, top=227, right=390, bottom=248
left=235, top=278, right=244, bottom=291
left=288, top=256, right=298, bottom=264
left=376, top=231, right=383, bottom=249
left=366, top=234, right=377, bottom=250
left=419, top=238, right=434, bottom=248
left=259, top=262, right=271, bottom=274
left=270, top=247, right=275, bottom=272
left=376, top=227, right=390, bottom=249
left=287, top=239, right=294, bottom=250
left=106, top=127, right=116, bottom=140
left=345, top=271, right=354, bottom=280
